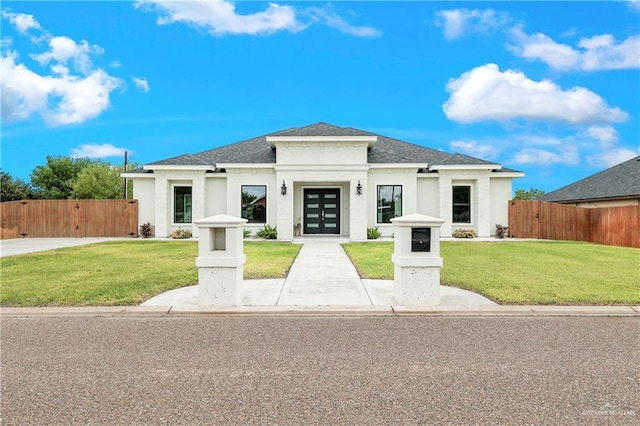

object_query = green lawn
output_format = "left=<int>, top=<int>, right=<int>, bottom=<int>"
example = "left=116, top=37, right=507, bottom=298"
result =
left=342, top=241, right=640, bottom=305
left=1, top=240, right=300, bottom=307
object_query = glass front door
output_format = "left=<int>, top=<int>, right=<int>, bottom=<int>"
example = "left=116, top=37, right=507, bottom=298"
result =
left=303, top=188, right=340, bottom=235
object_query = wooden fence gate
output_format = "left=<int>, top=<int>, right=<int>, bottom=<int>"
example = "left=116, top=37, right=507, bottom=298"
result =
left=1, top=200, right=138, bottom=239
left=508, top=200, right=640, bottom=248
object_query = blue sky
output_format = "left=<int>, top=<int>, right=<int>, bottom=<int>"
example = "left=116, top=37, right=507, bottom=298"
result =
left=1, top=1, right=639, bottom=193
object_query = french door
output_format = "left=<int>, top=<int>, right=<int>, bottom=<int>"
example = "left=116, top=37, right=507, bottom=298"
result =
left=303, top=188, right=340, bottom=235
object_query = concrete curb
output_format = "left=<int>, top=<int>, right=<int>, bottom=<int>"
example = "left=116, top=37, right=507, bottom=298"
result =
left=1, top=305, right=639, bottom=317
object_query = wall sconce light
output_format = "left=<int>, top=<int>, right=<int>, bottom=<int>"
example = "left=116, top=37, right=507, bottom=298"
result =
left=281, top=180, right=287, bottom=196
left=356, top=180, right=363, bottom=196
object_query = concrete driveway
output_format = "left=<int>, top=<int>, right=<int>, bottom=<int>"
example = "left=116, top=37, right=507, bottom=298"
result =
left=0, top=237, right=131, bottom=257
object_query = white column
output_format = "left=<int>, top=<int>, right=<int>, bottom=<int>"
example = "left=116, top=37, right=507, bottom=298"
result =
left=191, top=173, right=206, bottom=238
left=350, top=177, right=368, bottom=241
left=476, top=173, right=491, bottom=237
left=276, top=178, right=294, bottom=241
left=438, top=173, right=453, bottom=237
left=154, top=173, right=169, bottom=237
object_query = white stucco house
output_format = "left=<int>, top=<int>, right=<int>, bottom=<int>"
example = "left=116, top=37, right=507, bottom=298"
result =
left=123, top=122, right=523, bottom=240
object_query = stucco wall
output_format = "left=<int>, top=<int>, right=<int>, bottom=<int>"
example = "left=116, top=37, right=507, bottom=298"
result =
left=417, top=176, right=440, bottom=218
left=132, top=178, right=155, bottom=232
left=368, top=168, right=419, bottom=237
left=205, top=176, right=227, bottom=217
left=490, top=177, right=513, bottom=234
left=275, top=142, right=368, bottom=165
left=224, top=169, right=277, bottom=234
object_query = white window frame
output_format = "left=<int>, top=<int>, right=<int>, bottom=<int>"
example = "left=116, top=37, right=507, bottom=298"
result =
left=376, top=184, right=403, bottom=224
left=241, top=185, right=268, bottom=224
left=172, top=184, right=193, bottom=225
left=452, top=184, right=473, bottom=225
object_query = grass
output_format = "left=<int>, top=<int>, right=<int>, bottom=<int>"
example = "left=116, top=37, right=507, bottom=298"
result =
left=342, top=241, right=640, bottom=305
left=1, top=240, right=300, bottom=307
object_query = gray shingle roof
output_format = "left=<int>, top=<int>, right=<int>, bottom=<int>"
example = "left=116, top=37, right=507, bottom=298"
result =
left=541, top=155, right=640, bottom=202
left=146, top=122, right=516, bottom=169
left=270, top=122, right=374, bottom=137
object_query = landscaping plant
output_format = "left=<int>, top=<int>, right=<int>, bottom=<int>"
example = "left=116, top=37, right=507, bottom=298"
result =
left=452, top=229, right=476, bottom=238
left=170, top=228, right=192, bottom=239
left=367, top=226, right=382, bottom=239
left=254, top=224, right=277, bottom=239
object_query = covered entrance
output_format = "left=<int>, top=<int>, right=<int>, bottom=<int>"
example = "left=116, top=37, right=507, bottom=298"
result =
left=303, top=188, right=340, bottom=235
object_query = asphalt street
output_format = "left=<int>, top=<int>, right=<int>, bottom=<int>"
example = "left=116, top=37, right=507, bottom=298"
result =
left=2, top=315, right=638, bottom=425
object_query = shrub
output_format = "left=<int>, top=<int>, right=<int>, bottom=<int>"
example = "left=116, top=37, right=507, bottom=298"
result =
left=254, top=224, right=277, bottom=239
left=452, top=228, right=476, bottom=239
left=170, top=228, right=193, bottom=239
left=495, top=224, right=509, bottom=239
left=367, top=226, right=382, bottom=239
left=139, top=222, right=154, bottom=238
left=243, top=229, right=252, bottom=239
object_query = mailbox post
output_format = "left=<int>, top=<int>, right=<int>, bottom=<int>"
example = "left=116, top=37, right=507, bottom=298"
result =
left=391, top=213, right=445, bottom=305
left=194, top=214, right=247, bottom=305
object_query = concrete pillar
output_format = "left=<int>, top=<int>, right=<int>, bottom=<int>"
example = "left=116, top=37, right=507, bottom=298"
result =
left=276, top=178, right=294, bottom=241
left=391, top=213, right=445, bottom=306
left=194, top=215, right=247, bottom=305
left=350, top=178, right=368, bottom=241
left=154, top=173, right=169, bottom=237
left=438, top=174, right=453, bottom=237
left=191, top=173, right=206, bottom=238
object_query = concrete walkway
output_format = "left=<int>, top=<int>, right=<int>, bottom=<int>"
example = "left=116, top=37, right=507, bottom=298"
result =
left=142, top=238, right=498, bottom=308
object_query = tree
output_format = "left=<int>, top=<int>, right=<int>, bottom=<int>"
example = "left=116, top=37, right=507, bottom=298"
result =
left=72, top=162, right=135, bottom=199
left=30, top=156, right=93, bottom=199
left=514, top=187, right=545, bottom=200
left=1, top=170, right=34, bottom=201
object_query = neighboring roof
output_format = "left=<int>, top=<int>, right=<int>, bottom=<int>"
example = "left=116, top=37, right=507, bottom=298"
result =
left=541, top=155, right=640, bottom=203
left=146, top=122, right=519, bottom=170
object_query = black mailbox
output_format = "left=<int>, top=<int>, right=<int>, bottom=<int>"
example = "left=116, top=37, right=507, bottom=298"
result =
left=412, top=227, right=431, bottom=252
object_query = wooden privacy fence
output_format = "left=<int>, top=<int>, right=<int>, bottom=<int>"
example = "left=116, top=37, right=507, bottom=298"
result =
left=1, top=200, right=138, bottom=239
left=509, top=200, right=640, bottom=248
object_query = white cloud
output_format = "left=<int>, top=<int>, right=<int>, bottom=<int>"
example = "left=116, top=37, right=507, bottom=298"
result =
left=135, top=0, right=381, bottom=37
left=306, top=6, right=381, bottom=37
left=628, top=0, right=640, bottom=10
left=507, top=27, right=579, bottom=70
left=579, top=34, right=640, bottom=71
left=511, top=145, right=580, bottom=166
left=1, top=52, right=122, bottom=125
left=1, top=10, right=42, bottom=33
left=587, top=148, right=638, bottom=168
left=508, top=26, right=640, bottom=71
left=450, top=140, right=498, bottom=159
left=443, top=63, right=628, bottom=124
left=587, top=126, right=618, bottom=149
left=70, top=143, right=130, bottom=159
left=132, top=76, right=149, bottom=92
left=135, top=0, right=306, bottom=35
left=1, top=11, right=124, bottom=126
left=435, top=8, right=508, bottom=40
left=31, top=36, right=104, bottom=74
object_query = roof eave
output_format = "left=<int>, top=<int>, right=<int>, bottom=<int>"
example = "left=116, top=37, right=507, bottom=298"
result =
left=266, top=135, right=378, bottom=148
left=144, top=165, right=215, bottom=171
left=429, top=164, right=502, bottom=171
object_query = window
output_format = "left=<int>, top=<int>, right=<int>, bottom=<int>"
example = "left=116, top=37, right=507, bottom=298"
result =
left=377, top=185, right=402, bottom=223
left=452, top=186, right=471, bottom=223
left=241, top=185, right=267, bottom=223
left=174, top=186, right=192, bottom=224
